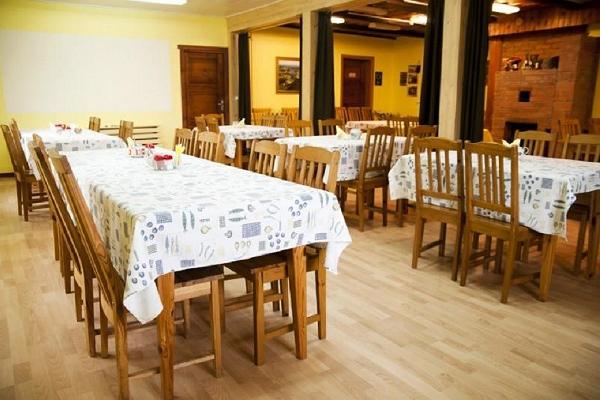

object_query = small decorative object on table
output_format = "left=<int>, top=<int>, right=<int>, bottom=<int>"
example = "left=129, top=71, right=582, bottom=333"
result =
left=148, top=153, right=175, bottom=171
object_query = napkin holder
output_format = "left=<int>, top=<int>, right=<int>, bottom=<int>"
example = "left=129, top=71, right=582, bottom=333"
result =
left=147, top=153, right=176, bottom=171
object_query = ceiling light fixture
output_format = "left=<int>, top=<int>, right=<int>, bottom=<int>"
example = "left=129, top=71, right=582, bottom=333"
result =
left=404, top=0, right=428, bottom=6
left=331, top=16, right=345, bottom=24
left=409, top=14, right=428, bottom=26
left=128, top=0, right=187, bottom=5
left=492, top=2, right=520, bottom=14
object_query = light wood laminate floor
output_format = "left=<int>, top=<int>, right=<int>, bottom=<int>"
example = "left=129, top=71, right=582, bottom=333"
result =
left=0, top=178, right=599, bottom=399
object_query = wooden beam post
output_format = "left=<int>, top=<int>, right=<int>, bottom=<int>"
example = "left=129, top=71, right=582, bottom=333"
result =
left=301, top=11, right=318, bottom=121
left=228, top=32, right=239, bottom=124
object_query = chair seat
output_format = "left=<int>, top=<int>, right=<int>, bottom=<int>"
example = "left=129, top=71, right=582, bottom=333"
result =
left=470, top=215, right=535, bottom=242
left=339, top=175, right=388, bottom=189
left=226, top=253, right=287, bottom=281
left=418, top=204, right=461, bottom=225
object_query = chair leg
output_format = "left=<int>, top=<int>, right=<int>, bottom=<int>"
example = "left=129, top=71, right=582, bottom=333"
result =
left=483, top=236, right=493, bottom=270
left=574, top=217, right=587, bottom=273
left=368, top=189, right=375, bottom=220
left=494, top=239, right=504, bottom=274
left=218, top=279, right=226, bottom=333
left=113, top=306, right=129, bottom=400
left=16, top=180, right=22, bottom=216
left=209, top=280, right=222, bottom=377
left=245, top=279, right=253, bottom=294
left=382, top=186, right=388, bottom=227
left=182, top=299, right=191, bottom=338
left=460, top=229, right=474, bottom=286
left=83, top=271, right=96, bottom=357
left=281, top=278, right=289, bottom=317
left=60, top=238, right=72, bottom=294
left=253, top=273, right=265, bottom=366
left=472, top=232, right=480, bottom=250
left=52, top=218, right=60, bottom=261
left=451, top=220, right=463, bottom=281
left=22, top=182, right=30, bottom=222
left=270, top=281, right=280, bottom=312
left=439, top=222, right=447, bottom=257
left=357, top=190, right=365, bottom=232
left=397, top=199, right=405, bottom=227
left=411, top=215, right=425, bottom=269
left=501, top=240, right=519, bottom=303
left=74, top=282, right=83, bottom=322
left=99, top=308, right=109, bottom=358
left=315, top=266, right=326, bottom=340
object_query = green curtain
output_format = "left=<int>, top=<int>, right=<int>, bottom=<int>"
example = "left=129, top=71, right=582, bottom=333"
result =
left=459, top=1, right=494, bottom=141
left=419, top=0, right=444, bottom=126
left=238, top=32, right=251, bottom=123
left=313, top=11, right=335, bottom=133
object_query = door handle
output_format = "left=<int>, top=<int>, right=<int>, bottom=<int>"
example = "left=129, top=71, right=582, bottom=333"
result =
left=217, top=99, right=225, bottom=112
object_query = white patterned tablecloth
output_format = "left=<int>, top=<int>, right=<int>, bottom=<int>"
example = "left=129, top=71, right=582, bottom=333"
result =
left=276, top=135, right=406, bottom=181
left=345, top=120, right=388, bottom=131
left=389, top=153, right=600, bottom=236
left=219, top=125, right=285, bottom=158
left=21, top=128, right=125, bottom=177
left=64, top=148, right=351, bottom=323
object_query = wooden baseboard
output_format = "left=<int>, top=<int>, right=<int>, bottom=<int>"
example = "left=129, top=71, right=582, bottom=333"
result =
left=0, top=172, right=15, bottom=178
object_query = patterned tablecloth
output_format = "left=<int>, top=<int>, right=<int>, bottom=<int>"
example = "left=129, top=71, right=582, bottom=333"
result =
left=276, top=135, right=406, bottom=181
left=21, top=128, right=125, bottom=177
left=345, top=120, right=388, bottom=131
left=219, top=125, right=286, bottom=158
left=64, top=148, right=351, bottom=323
left=389, top=152, right=600, bottom=236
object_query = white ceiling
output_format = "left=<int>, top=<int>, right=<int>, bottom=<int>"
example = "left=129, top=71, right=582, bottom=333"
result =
left=41, top=0, right=283, bottom=17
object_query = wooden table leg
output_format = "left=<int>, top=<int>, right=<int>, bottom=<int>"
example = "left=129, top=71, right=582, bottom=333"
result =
left=287, top=246, right=307, bottom=360
left=234, top=139, right=243, bottom=168
left=539, top=235, right=557, bottom=302
left=586, top=191, right=600, bottom=278
left=157, top=272, right=175, bottom=400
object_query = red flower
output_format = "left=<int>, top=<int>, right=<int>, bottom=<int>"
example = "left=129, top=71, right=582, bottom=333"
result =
left=153, top=154, right=164, bottom=161
left=163, top=154, right=173, bottom=160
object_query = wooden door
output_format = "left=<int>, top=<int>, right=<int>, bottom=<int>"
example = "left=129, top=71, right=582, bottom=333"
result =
left=341, top=56, right=374, bottom=108
left=179, top=45, right=229, bottom=128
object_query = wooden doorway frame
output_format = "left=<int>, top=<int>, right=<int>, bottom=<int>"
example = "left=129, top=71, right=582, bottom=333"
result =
left=178, top=45, right=230, bottom=127
left=340, top=54, right=374, bottom=108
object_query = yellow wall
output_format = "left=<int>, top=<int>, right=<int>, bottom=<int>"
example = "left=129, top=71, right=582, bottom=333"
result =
left=0, top=0, right=227, bottom=173
left=250, top=27, right=424, bottom=116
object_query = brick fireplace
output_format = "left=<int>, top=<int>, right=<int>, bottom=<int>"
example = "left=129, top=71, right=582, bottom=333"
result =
left=490, top=27, right=599, bottom=140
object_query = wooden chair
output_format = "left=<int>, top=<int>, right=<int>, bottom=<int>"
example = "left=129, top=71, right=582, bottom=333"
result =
left=1, top=124, right=48, bottom=221
left=173, top=128, right=195, bottom=155
left=335, top=107, right=347, bottom=124
left=285, top=119, right=313, bottom=137
left=195, top=116, right=208, bottom=132
left=247, top=140, right=287, bottom=179
left=388, top=115, right=405, bottom=136
left=411, top=138, right=464, bottom=280
left=318, top=119, right=343, bottom=136
left=402, top=116, right=420, bottom=137
left=29, top=136, right=97, bottom=357
left=259, top=114, right=275, bottom=127
left=361, top=107, right=373, bottom=120
left=556, top=118, right=581, bottom=157
left=274, top=114, right=288, bottom=128
left=562, top=134, right=600, bottom=276
left=206, top=117, right=220, bottom=134
left=514, top=130, right=556, bottom=157
left=460, top=142, right=538, bottom=303
left=202, top=113, right=225, bottom=125
left=281, top=107, right=299, bottom=121
left=225, top=146, right=340, bottom=365
left=50, top=152, right=224, bottom=399
left=252, top=108, right=271, bottom=125
left=118, top=120, right=134, bottom=141
left=88, top=116, right=101, bottom=132
left=346, top=107, right=362, bottom=121
left=339, top=126, right=395, bottom=231
left=195, top=131, right=225, bottom=162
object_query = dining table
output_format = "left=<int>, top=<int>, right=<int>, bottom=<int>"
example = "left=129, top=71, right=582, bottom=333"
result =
left=275, top=135, right=407, bottom=181
left=345, top=120, right=389, bottom=131
left=389, top=152, right=600, bottom=297
left=62, top=147, right=352, bottom=399
left=20, top=127, right=125, bottom=177
left=218, top=125, right=286, bottom=167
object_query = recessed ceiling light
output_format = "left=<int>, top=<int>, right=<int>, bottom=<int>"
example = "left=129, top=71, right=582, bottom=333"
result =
left=492, top=2, right=520, bottom=14
left=128, top=0, right=187, bottom=5
left=331, top=16, right=345, bottom=24
left=409, top=14, right=427, bottom=26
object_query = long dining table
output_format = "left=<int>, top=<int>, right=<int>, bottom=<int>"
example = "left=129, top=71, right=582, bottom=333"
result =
left=389, top=152, right=600, bottom=297
left=218, top=125, right=286, bottom=167
left=61, top=147, right=352, bottom=399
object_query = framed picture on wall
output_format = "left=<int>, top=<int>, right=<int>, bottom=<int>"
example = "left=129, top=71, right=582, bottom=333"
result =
left=276, top=57, right=301, bottom=94
left=408, top=86, right=418, bottom=97
left=400, top=72, right=408, bottom=86
left=408, top=73, right=418, bottom=85
left=408, top=64, right=421, bottom=74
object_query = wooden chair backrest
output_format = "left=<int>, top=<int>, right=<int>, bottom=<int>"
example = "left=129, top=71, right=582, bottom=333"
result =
left=49, top=152, right=122, bottom=305
left=361, top=107, right=373, bottom=120
left=562, top=133, right=600, bottom=162
left=281, top=107, right=299, bottom=120
left=248, top=140, right=287, bottom=179
left=403, top=116, right=420, bottom=136
left=559, top=118, right=581, bottom=141
left=359, top=126, right=396, bottom=183
left=515, top=130, right=556, bottom=157
left=286, top=119, right=313, bottom=137
left=205, top=117, right=220, bottom=133
left=30, top=137, right=90, bottom=280
left=195, top=116, right=208, bottom=132
left=259, top=114, right=275, bottom=127
left=9, top=119, right=21, bottom=142
left=118, top=120, right=134, bottom=141
left=335, top=107, right=347, bottom=124
left=388, top=116, right=404, bottom=137
left=88, top=116, right=101, bottom=132
left=3, top=124, right=28, bottom=176
left=346, top=107, right=362, bottom=121
left=195, top=131, right=224, bottom=162
left=252, top=108, right=271, bottom=125
left=274, top=114, right=288, bottom=128
left=202, top=113, right=225, bottom=125
left=318, top=119, right=343, bottom=136
left=404, top=125, right=438, bottom=155
left=1, top=125, right=20, bottom=174
left=286, top=146, right=340, bottom=193
left=464, top=142, right=519, bottom=227
left=414, top=137, right=464, bottom=211
left=174, top=128, right=195, bottom=155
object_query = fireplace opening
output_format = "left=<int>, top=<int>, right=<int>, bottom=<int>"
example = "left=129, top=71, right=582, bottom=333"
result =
left=504, top=121, right=538, bottom=141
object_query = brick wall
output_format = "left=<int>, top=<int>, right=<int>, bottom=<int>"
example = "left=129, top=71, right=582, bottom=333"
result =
left=490, top=27, right=599, bottom=139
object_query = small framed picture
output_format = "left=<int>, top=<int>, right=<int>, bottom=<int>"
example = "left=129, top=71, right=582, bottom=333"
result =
left=408, top=86, right=418, bottom=97
left=408, top=64, right=421, bottom=74
left=276, top=57, right=301, bottom=94
left=400, top=72, right=408, bottom=86
left=375, top=71, right=383, bottom=86
left=408, top=73, right=418, bottom=85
